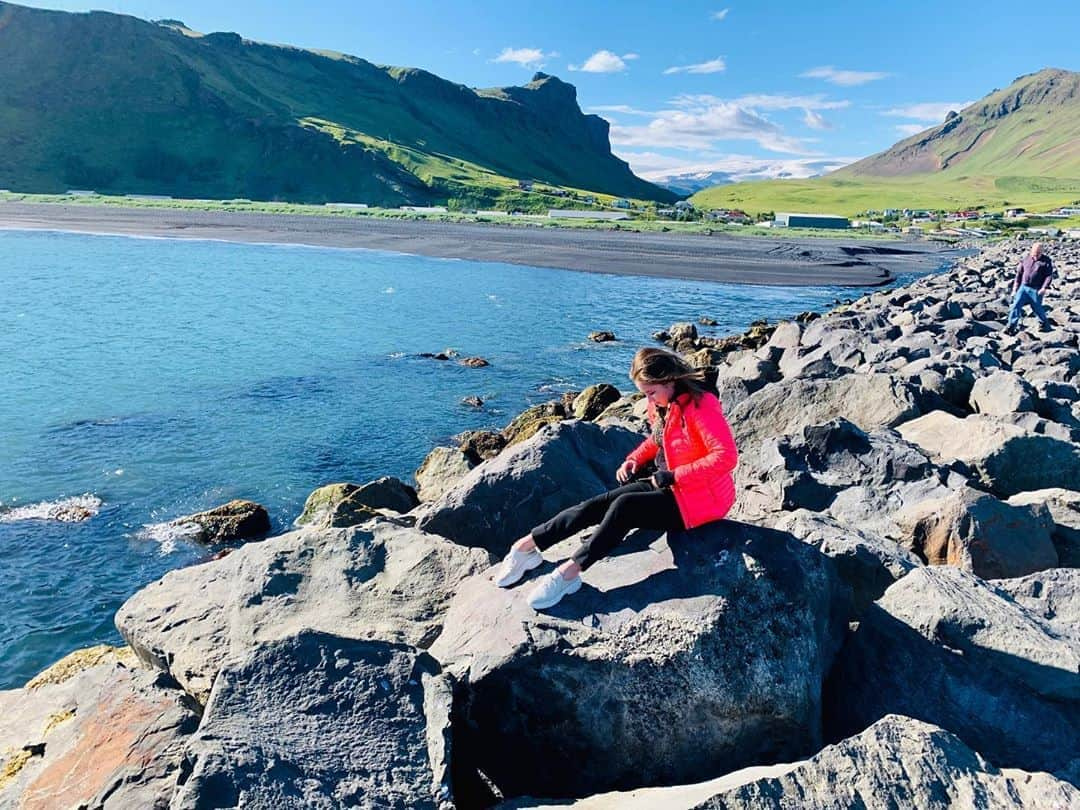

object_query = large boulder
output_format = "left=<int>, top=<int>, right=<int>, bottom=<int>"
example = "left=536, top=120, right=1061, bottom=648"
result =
left=507, top=715, right=1080, bottom=809
left=1007, top=488, right=1080, bottom=566
left=772, top=510, right=919, bottom=617
left=826, top=567, right=1080, bottom=778
left=689, top=715, right=1080, bottom=810
left=415, top=446, right=476, bottom=502
left=430, top=522, right=848, bottom=802
left=893, top=486, right=1058, bottom=579
left=970, top=370, right=1036, bottom=415
left=502, top=402, right=566, bottom=447
left=729, top=373, right=921, bottom=454
left=992, top=568, right=1080, bottom=630
left=897, top=410, right=1080, bottom=497
left=168, top=499, right=271, bottom=544
left=734, top=418, right=957, bottom=536
left=0, top=646, right=198, bottom=809
left=115, top=519, right=491, bottom=703
left=416, top=421, right=642, bottom=554
left=171, top=632, right=452, bottom=809
left=295, top=477, right=418, bottom=528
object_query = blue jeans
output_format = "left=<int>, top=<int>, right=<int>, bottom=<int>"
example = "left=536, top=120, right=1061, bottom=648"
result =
left=1007, top=285, right=1049, bottom=328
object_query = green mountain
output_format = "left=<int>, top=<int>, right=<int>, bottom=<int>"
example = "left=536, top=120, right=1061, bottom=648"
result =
left=692, top=68, right=1080, bottom=216
left=0, top=2, right=673, bottom=206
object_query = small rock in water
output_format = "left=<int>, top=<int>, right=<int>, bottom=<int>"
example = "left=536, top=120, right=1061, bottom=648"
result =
left=462, top=395, right=484, bottom=408
left=460, top=356, right=490, bottom=368
left=699, top=316, right=719, bottom=326
left=588, top=331, right=616, bottom=342
left=419, top=348, right=459, bottom=361
left=167, top=499, right=270, bottom=544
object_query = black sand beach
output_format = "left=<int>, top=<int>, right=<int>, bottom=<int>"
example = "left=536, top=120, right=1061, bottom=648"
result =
left=0, top=202, right=956, bottom=286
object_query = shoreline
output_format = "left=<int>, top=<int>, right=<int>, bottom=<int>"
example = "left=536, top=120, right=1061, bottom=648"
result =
left=0, top=201, right=959, bottom=287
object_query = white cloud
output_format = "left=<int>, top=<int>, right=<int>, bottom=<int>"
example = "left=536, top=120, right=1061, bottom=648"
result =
left=894, top=123, right=928, bottom=137
left=472, top=48, right=482, bottom=57
left=663, top=57, right=726, bottom=75
left=493, top=47, right=552, bottom=68
left=675, top=93, right=850, bottom=111
left=803, top=109, right=831, bottom=130
left=801, top=66, right=890, bottom=86
left=620, top=151, right=859, bottom=182
left=569, top=50, right=635, bottom=73
left=711, top=8, right=730, bottom=21
left=883, top=101, right=971, bottom=122
left=623, top=53, right=640, bottom=60
left=608, top=98, right=812, bottom=154
left=588, top=104, right=660, bottom=116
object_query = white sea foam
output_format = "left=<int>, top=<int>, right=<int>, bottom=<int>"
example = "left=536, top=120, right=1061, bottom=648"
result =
left=137, top=520, right=201, bottom=555
left=0, top=493, right=103, bottom=523
left=383, top=287, right=395, bottom=294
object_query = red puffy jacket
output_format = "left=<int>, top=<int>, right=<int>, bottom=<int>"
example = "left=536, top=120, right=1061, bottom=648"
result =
left=626, top=391, right=738, bottom=529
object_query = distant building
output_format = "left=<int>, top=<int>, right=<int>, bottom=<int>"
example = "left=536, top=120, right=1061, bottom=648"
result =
left=674, top=200, right=695, bottom=210
left=517, top=181, right=534, bottom=191
left=1027, top=226, right=1061, bottom=236
left=1005, top=208, right=1027, bottom=218
left=774, top=212, right=850, bottom=229
left=66, top=189, right=96, bottom=196
left=612, top=198, right=631, bottom=209
left=1056, top=206, right=1080, bottom=216
left=852, top=220, right=886, bottom=230
left=325, top=202, right=369, bottom=209
left=125, top=194, right=173, bottom=200
left=549, top=210, right=630, bottom=220
left=477, top=210, right=508, bottom=217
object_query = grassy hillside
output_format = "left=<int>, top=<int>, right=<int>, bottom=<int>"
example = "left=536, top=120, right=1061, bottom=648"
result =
left=693, top=68, right=1080, bottom=216
left=0, top=2, right=673, bottom=206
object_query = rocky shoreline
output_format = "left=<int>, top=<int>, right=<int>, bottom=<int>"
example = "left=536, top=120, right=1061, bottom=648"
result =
left=2, top=236, right=1078, bottom=808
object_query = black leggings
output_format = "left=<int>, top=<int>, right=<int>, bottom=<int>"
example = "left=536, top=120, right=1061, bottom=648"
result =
left=531, top=481, right=685, bottom=571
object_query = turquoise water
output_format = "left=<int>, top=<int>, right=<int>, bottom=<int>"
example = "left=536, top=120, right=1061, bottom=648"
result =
left=0, top=229, right=923, bottom=688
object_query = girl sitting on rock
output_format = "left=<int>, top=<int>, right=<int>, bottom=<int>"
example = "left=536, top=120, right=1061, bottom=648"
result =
left=496, top=347, right=739, bottom=609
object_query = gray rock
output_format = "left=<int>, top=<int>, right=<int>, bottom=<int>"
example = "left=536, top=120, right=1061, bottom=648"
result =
left=669, top=322, right=699, bottom=343
left=825, top=567, right=1080, bottom=778
left=116, top=519, right=491, bottom=703
left=415, top=446, right=476, bottom=503
left=1007, top=488, right=1080, bottom=566
left=171, top=632, right=451, bottom=809
left=730, top=373, right=922, bottom=456
left=773, top=510, right=919, bottom=617
left=168, top=499, right=271, bottom=544
left=713, top=376, right=752, bottom=412
left=898, top=410, right=1080, bottom=497
left=765, top=320, right=801, bottom=350
left=992, top=568, right=1080, bottom=631
left=295, top=478, right=418, bottom=528
left=691, top=715, right=1080, bottom=810
left=970, top=370, right=1036, bottom=415
left=416, top=420, right=642, bottom=554
left=431, top=522, right=848, bottom=801
left=893, top=486, right=1058, bottom=579
left=0, top=646, right=198, bottom=809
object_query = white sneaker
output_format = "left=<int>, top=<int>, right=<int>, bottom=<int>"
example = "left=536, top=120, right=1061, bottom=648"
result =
left=495, top=547, right=543, bottom=587
left=528, top=570, right=582, bottom=609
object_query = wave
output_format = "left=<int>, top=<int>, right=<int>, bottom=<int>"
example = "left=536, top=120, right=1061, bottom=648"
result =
left=0, top=494, right=102, bottom=523
left=136, top=520, right=201, bottom=555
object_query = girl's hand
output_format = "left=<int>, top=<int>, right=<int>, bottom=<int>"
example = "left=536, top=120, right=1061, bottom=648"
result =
left=651, top=470, right=676, bottom=489
left=616, top=460, right=637, bottom=483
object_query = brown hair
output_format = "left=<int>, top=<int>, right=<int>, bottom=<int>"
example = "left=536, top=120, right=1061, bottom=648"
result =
left=629, top=347, right=710, bottom=399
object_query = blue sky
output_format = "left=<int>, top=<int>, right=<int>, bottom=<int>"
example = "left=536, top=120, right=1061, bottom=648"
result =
left=23, top=0, right=1080, bottom=181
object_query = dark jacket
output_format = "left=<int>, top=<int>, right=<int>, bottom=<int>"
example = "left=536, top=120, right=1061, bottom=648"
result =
left=1013, top=254, right=1054, bottom=294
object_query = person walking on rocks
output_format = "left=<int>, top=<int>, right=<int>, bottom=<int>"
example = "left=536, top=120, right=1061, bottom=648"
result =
left=1005, top=242, right=1055, bottom=335
left=495, top=348, right=739, bottom=609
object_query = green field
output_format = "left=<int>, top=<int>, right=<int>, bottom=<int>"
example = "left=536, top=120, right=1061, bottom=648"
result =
left=691, top=175, right=1080, bottom=218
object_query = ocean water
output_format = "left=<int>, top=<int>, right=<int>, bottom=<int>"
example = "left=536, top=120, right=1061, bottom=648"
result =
left=0, top=228, right=927, bottom=688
